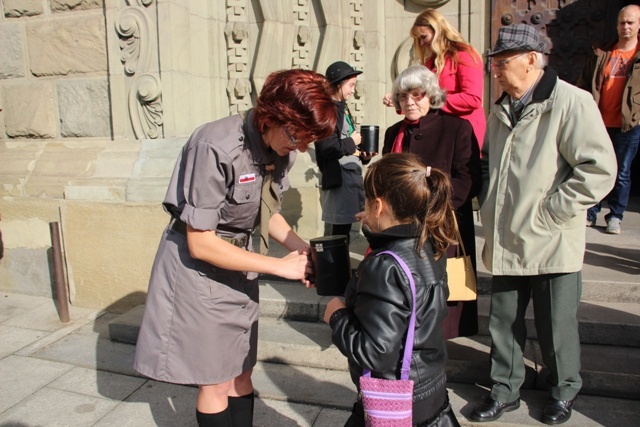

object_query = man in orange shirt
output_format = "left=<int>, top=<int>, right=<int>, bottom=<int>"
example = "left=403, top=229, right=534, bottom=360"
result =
left=577, top=5, right=640, bottom=234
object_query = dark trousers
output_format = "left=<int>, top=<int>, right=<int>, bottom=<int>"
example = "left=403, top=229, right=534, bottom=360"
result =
left=488, top=272, right=583, bottom=403
left=587, top=126, right=640, bottom=221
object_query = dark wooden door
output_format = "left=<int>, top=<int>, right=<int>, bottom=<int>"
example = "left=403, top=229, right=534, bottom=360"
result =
left=489, top=0, right=640, bottom=194
left=489, top=0, right=625, bottom=102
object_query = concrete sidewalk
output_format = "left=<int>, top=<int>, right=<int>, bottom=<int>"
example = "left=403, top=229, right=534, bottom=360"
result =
left=0, top=198, right=638, bottom=426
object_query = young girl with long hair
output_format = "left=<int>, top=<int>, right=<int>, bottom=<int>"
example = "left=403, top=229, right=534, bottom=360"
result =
left=324, top=153, right=461, bottom=427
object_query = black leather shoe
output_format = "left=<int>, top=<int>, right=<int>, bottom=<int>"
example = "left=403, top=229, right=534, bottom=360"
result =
left=542, top=397, right=576, bottom=425
left=470, top=397, right=520, bottom=422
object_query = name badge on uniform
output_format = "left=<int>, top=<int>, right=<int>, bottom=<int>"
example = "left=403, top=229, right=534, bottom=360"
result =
left=239, top=173, right=256, bottom=184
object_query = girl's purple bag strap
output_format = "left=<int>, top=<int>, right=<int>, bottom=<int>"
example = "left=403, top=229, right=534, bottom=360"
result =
left=362, top=250, right=417, bottom=381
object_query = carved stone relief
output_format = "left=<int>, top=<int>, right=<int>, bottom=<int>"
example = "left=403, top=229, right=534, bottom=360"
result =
left=226, top=1, right=252, bottom=114
left=349, top=0, right=365, bottom=126
left=129, top=73, right=162, bottom=139
left=292, top=0, right=311, bottom=69
left=115, top=0, right=163, bottom=139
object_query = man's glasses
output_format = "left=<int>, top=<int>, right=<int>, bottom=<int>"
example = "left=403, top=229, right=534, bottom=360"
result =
left=398, top=91, right=427, bottom=103
left=490, top=52, right=528, bottom=70
left=284, top=127, right=300, bottom=147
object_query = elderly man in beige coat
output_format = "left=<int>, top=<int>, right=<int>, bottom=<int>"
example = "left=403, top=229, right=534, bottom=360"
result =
left=472, top=24, right=617, bottom=425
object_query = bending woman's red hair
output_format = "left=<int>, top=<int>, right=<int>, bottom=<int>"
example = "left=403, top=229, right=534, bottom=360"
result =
left=254, top=69, right=337, bottom=145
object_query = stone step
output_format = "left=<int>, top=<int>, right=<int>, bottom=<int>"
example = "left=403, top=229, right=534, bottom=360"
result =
left=110, top=282, right=640, bottom=349
left=444, top=334, right=640, bottom=400
left=110, top=305, right=640, bottom=400
left=252, top=361, right=639, bottom=427
left=261, top=273, right=640, bottom=305
left=257, top=317, right=640, bottom=401
left=260, top=281, right=640, bottom=347
left=474, top=272, right=640, bottom=304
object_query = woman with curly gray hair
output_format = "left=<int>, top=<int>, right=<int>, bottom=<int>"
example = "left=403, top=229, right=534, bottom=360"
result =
left=389, top=64, right=446, bottom=115
left=383, top=65, right=482, bottom=340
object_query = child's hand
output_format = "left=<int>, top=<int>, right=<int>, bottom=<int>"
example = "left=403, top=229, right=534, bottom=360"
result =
left=359, top=151, right=377, bottom=160
left=351, top=131, right=362, bottom=146
left=323, top=297, right=347, bottom=324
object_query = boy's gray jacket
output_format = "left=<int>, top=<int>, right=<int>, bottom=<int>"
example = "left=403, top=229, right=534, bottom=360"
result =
left=479, top=68, right=617, bottom=276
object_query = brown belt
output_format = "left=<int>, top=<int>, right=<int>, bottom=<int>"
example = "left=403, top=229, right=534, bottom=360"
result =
left=169, top=219, right=250, bottom=249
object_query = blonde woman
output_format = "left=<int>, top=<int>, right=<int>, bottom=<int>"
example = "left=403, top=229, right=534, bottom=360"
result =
left=385, top=8, right=485, bottom=150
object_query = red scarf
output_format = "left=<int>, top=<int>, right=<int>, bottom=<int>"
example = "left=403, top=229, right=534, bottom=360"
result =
left=391, top=118, right=420, bottom=153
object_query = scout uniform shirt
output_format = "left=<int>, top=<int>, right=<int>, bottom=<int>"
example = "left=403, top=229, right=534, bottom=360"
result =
left=133, top=109, right=293, bottom=385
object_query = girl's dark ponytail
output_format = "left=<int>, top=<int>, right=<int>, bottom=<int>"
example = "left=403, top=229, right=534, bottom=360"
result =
left=363, top=153, right=456, bottom=259
left=419, top=167, right=456, bottom=259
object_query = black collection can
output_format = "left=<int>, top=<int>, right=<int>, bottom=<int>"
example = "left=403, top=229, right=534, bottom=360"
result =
left=359, top=125, right=380, bottom=154
left=310, top=235, right=351, bottom=296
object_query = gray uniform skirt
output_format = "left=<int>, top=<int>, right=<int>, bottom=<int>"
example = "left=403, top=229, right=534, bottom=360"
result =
left=133, top=226, right=260, bottom=385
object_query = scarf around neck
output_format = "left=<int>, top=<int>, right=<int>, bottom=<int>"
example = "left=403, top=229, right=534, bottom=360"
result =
left=391, top=117, right=421, bottom=153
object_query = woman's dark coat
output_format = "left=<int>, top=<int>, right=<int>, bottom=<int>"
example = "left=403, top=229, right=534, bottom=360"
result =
left=315, top=100, right=357, bottom=190
left=383, top=110, right=481, bottom=338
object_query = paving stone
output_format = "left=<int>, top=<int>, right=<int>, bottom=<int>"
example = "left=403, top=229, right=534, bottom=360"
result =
left=0, top=324, right=48, bottom=358
left=309, top=407, right=352, bottom=427
left=0, top=355, right=73, bottom=413
left=0, top=387, right=118, bottom=426
left=30, top=333, right=138, bottom=377
left=3, top=298, right=96, bottom=332
left=48, top=366, right=147, bottom=401
left=0, top=292, right=51, bottom=323
left=254, top=398, right=322, bottom=427
left=93, top=380, right=198, bottom=427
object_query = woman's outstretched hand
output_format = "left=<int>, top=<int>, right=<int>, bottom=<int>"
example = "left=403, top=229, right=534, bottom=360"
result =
left=279, top=249, right=315, bottom=287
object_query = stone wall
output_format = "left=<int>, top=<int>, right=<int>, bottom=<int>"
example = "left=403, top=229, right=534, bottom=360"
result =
left=0, top=0, right=489, bottom=310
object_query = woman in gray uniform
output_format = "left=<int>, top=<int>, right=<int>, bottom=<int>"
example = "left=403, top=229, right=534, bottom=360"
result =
left=133, top=69, right=336, bottom=427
